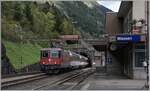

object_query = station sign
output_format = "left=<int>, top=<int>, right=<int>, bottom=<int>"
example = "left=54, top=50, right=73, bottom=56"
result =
left=116, top=34, right=141, bottom=42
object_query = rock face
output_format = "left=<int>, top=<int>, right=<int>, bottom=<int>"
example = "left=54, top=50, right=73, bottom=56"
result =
left=1, top=43, right=16, bottom=75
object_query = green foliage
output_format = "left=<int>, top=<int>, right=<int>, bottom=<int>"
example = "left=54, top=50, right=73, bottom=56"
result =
left=2, top=2, right=16, bottom=19
left=2, top=1, right=109, bottom=40
left=2, top=18, right=21, bottom=42
left=24, top=3, right=33, bottom=22
left=14, top=2, right=24, bottom=21
left=60, top=18, right=73, bottom=34
left=2, top=1, right=79, bottom=42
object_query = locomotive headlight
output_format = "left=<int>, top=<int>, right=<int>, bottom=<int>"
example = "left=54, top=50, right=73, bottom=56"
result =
left=85, top=58, right=88, bottom=60
left=93, top=62, right=96, bottom=65
left=79, top=56, right=82, bottom=59
left=48, top=59, right=51, bottom=62
left=69, top=51, right=73, bottom=56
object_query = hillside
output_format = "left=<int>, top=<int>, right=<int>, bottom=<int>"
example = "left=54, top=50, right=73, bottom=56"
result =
left=1, top=1, right=111, bottom=69
left=52, top=1, right=112, bottom=38
left=2, top=1, right=111, bottom=43
left=1, top=1, right=81, bottom=69
left=2, top=40, right=41, bottom=69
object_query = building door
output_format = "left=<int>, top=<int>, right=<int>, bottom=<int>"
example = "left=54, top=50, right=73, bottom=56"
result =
left=135, top=51, right=145, bottom=67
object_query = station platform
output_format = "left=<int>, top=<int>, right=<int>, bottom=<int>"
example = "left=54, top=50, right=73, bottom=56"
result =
left=79, top=73, right=146, bottom=90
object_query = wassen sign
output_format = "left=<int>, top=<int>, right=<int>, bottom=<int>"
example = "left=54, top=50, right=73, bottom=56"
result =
left=116, top=34, right=141, bottom=42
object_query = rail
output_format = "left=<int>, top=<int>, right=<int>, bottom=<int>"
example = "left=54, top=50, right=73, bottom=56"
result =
left=1, top=72, right=47, bottom=89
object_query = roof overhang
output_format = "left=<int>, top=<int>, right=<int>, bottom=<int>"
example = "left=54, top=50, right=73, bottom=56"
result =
left=60, top=35, right=80, bottom=40
left=41, top=48, right=62, bottom=51
left=118, top=1, right=132, bottom=18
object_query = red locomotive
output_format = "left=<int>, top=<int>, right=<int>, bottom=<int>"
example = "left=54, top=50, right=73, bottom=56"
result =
left=39, top=48, right=89, bottom=73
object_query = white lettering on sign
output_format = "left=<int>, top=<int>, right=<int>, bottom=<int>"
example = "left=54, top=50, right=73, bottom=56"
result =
left=117, top=37, right=132, bottom=41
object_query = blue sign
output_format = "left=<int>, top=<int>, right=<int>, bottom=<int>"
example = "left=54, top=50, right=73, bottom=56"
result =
left=106, top=57, right=112, bottom=64
left=116, top=34, right=141, bottom=42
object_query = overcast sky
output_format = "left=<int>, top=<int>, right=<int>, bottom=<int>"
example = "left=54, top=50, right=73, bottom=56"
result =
left=97, top=1, right=121, bottom=12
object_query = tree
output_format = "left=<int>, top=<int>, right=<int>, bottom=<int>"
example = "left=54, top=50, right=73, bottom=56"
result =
left=60, top=18, right=74, bottom=35
left=14, top=2, right=24, bottom=21
left=45, top=12, right=56, bottom=32
left=24, top=3, right=33, bottom=22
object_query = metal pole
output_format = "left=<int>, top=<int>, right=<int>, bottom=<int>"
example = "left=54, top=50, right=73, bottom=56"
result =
left=147, top=1, right=150, bottom=89
left=20, top=32, right=23, bottom=70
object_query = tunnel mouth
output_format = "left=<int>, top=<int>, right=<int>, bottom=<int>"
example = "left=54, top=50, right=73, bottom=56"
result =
left=66, top=40, right=78, bottom=44
left=77, top=52, right=92, bottom=67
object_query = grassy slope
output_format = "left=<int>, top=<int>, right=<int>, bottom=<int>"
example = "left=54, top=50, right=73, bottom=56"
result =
left=3, top=40, right=41, bottom=69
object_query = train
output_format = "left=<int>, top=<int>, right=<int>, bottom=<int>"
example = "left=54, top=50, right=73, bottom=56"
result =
left=39, top=48, right=89, bottom=74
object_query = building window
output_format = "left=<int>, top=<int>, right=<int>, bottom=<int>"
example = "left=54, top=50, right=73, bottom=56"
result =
left=135, top=45, right=145, bottom=49
left=135, top=51, right=145, bottom=67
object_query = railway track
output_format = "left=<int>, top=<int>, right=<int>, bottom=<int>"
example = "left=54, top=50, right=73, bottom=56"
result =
left=2, top=68, right=94, bottom=90
left=1, top=72, right=47, bottom=89
left=2, top=71, right=43, bottom=78
left=65, top=69, right=93, bottom=90
left=34, top=68, right=94, bottom=90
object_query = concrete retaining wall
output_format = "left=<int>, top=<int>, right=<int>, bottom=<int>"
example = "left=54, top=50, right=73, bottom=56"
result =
left=106, top=50, right=123, bottom=75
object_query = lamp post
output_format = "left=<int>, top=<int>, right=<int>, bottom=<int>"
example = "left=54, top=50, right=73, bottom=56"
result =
left=72, top=21, right=78, bottom=50
left=72, top=21, right=78, bottom=35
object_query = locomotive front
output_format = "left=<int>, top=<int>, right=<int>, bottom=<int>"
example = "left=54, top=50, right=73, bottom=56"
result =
left=40, top=48, right=62, bottom=72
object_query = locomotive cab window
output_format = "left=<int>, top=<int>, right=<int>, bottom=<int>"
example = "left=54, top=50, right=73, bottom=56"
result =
left=41, top=50, right=49, bottom=58
left=58, top=51, right=61, bottom=58
left=51, top=50, right=60, bottom=58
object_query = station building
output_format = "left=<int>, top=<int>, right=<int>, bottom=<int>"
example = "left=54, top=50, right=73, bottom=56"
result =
left=106, top=1, right=148, bottom=79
